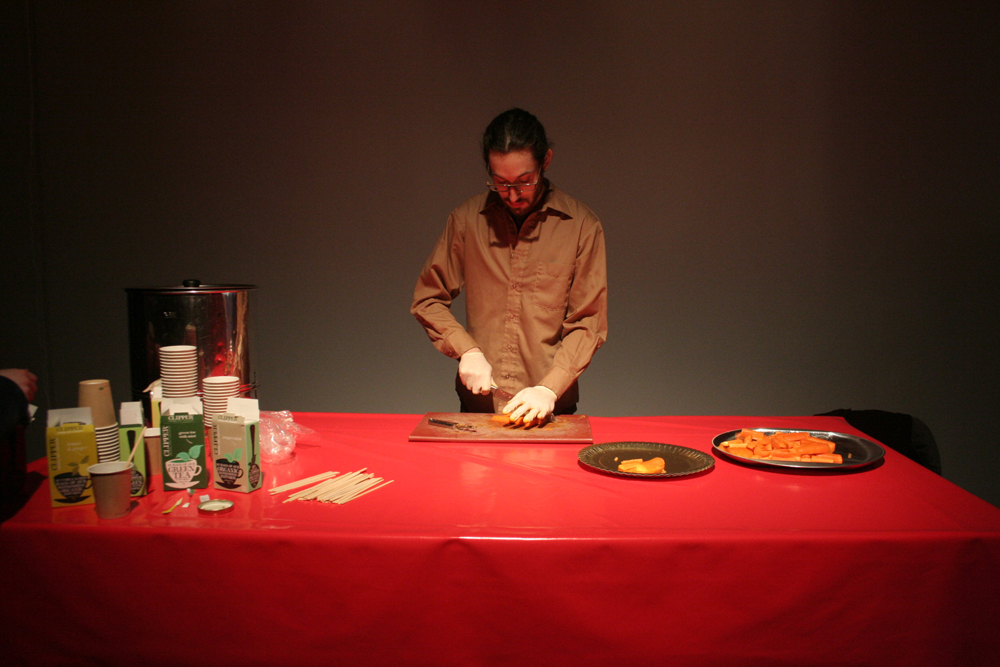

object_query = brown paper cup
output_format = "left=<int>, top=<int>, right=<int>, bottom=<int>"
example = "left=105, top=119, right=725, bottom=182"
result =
left=144, top=432, right=162, bottom=476
left=78, top=379, right=116, bottom=428
left=89, top=461, right=134, bottom=519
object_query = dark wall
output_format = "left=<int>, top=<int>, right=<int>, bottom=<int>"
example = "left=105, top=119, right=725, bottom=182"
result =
left=4, top=2, right=998, bottom=506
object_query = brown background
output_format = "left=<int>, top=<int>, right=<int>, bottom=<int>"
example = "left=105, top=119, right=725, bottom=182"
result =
left=3, top=2, right=998, bottom=506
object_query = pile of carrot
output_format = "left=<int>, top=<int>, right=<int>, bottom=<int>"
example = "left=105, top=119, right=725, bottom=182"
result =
left=492, top=413, right=546, bottom=428
left=719, top=429, right=843, bottom=464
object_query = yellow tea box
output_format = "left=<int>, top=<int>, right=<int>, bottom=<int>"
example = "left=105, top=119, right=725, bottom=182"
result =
left=46, top=407, right=98, bottom=507
left=212, top=398, right=262, bottom=493
left=119, top=402, right=149, bottom=497
left=160, top=398, right=208, bottom=490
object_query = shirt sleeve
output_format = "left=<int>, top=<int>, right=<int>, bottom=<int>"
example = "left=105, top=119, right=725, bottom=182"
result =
left=0, top=375, right=30, bottom=441
left=539, top=217, right=608, bottom=397
left=411, top=211, right=480, bottom=360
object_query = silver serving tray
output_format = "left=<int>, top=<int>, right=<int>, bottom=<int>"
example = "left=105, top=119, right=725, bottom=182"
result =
left=578, top=441, right=715, bottom=478
left=712, top=428, right=885, bottom=471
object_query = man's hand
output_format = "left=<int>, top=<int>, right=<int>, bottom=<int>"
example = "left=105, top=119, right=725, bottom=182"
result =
left=458, top=349, right=492, bottom=395
left=0, top=369, right=38, bottom=402
left=504, top=385, right=557, bottom=424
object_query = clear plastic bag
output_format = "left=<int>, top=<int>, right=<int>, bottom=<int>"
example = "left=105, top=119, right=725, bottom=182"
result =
left=259, top=411, right=314, bottom=464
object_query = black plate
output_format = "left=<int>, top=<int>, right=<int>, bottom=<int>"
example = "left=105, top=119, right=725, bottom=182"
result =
left=712, top=428, right=885, bottom=470
left=578, top=441, right=715, bottom=478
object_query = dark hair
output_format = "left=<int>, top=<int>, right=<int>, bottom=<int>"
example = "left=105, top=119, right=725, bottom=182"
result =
left=481, top=108, right=551, bottom=169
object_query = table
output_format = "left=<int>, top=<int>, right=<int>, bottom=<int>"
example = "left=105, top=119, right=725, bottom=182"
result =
left=3, top=414, right=999, bottom=666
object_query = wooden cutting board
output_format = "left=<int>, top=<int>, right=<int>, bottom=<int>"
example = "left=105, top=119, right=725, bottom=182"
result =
left=408, top=412, right=593, bottom=444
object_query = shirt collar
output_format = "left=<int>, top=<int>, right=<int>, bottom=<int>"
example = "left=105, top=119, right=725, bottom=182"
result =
left=481, top=179, right=573, bottom=221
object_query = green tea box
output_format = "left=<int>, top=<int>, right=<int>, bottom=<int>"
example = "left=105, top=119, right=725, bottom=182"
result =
left=212, top=398, right=262, bottom=493
left=119, top=402, right=149, bottom=497
left=46, top=407, right=98, bottom=507
left=160, top=398, right=208, bottom=490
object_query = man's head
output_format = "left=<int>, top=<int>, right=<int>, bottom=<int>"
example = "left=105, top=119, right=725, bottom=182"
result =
left=482, top=108, right=551, bottom=167
left=482, top=109, right=553, bottom=219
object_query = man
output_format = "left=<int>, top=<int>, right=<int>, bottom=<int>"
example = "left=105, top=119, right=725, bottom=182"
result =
left=411, top=108, right=608, bottom=424
left=1, top=368, right=37, bottom=516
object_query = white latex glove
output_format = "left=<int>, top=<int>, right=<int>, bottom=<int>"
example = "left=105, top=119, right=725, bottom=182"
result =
left=504, top=385, right=557, bottom=424
left=458, top=349, right=493, bottom=395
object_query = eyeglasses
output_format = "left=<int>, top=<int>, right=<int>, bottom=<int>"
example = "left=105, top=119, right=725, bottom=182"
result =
left=487, top=173, right=541, bottom=194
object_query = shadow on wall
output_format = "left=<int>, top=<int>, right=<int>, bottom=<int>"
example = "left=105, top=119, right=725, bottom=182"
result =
left=816, top=408, right=941, bottom=475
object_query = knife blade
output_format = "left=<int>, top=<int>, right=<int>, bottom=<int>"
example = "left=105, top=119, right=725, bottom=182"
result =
left=428, top=417, right=477, bottom=432
left=490, top=382, right=515, bottom=414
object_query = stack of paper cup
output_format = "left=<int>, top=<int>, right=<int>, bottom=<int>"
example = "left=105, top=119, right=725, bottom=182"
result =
left=79, top=379, right=122, bottom=463
left=202, top=376, right=241, bottom=427
left=94, top=424, right=121, bottom=462
left=159, top=345, right=199, bottom=398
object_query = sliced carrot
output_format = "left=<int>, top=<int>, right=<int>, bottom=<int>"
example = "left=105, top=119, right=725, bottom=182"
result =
left=805, top=436, right=836, bottom=453
left=618, top=457, right=665, bottom=474
left=809, top=454, right=843, bottom=464
left=792, top=442, right=831, bottom=456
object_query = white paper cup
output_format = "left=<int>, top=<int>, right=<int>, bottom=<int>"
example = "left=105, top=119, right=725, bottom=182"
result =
left=96, top=442, right=120, bottom=454
left=204, top=376, right=240, bottom=385
left=144, top=429, right=162, bottom=476
left=162, top=379, right=198, bottom=387
left=89, top=461, right=134, bottom=519
left=161, top=378, right=197, bottom=385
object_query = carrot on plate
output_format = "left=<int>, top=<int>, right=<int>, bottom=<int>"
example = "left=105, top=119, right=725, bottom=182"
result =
left=718, top=429, right=840, bottom=464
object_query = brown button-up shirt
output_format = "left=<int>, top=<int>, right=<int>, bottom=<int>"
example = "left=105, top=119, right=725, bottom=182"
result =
left=411, top=183, right=608, bottom=401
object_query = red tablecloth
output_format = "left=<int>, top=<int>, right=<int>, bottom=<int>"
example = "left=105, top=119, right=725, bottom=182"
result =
left=3, top=414, right=999, bottom=666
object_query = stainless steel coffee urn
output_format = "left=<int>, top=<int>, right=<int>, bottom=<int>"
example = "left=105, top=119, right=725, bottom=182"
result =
left=126, top=280, right=258, bottom=406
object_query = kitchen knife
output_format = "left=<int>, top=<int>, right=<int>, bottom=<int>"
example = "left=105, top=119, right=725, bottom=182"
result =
left=428, top=417, right=477, bottom=432
left=490, top=382, right=515, bottom=414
